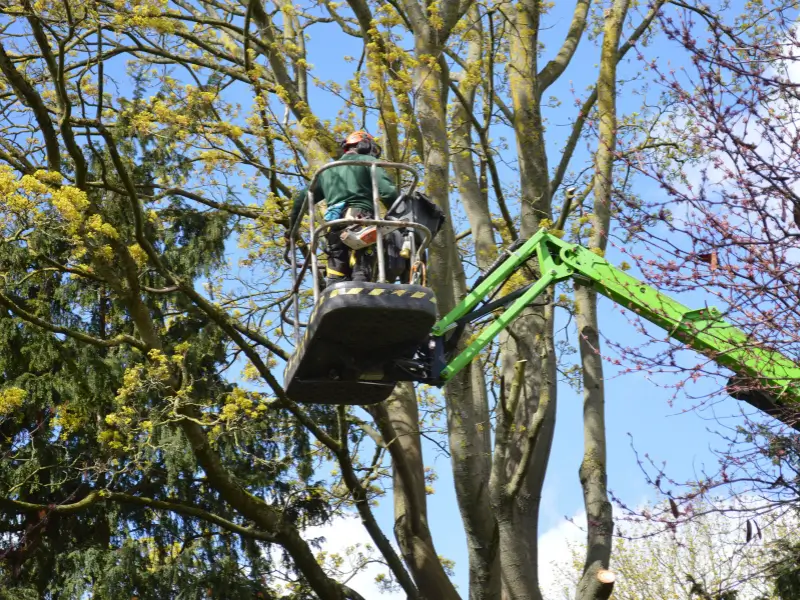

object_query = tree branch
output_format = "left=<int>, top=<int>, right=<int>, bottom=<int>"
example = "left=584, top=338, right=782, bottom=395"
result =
left=0, top=290, right=145, bottom=350
left=549, top=0, right=666, bottom=197
left=0, top=40, right=61, bottom=171
left=0, top=491, right=278, bottom=542
left=538, top=0, right=592, bottom=92
left=366, top=401, right=424, bottom=525
left=449, top=80, right=518, bottom=240
left=26, top=9, right=88, bottom=187
left=446, top=48, right=514, bottom=122
left=230, top=322, right=289, bottom=361
left=337, top=421, right=420, bottom=599
left=507, top=363, right=549, bottom=500
left=154, top=186, right=264, bottom=218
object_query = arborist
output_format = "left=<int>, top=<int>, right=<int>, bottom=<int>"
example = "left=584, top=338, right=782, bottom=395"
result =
left=288, top=131, right=399, bottom=285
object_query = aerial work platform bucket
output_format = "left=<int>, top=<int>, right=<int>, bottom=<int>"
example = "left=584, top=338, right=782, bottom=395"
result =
left=283, top=281, right=438, bottom=405
left=283, top=160, right=445, bottom=405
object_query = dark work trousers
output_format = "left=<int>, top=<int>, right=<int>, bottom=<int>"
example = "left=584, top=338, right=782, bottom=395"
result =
left=324, top=216, right=376, bottom=285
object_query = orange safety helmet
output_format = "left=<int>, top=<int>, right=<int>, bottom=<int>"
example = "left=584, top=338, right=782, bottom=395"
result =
left=341, top=130, right=381, bottom=157
left=344, top=130, right=373, bottom=146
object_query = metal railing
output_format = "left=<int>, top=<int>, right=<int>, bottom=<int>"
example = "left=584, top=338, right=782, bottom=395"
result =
left=283, top=160, right=431, bottom=342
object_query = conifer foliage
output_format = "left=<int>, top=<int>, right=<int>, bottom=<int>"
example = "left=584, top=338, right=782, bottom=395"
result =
left=0, top=0, right=797, bottom=599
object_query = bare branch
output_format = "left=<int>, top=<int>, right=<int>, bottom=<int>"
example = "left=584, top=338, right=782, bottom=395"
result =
left=0, top=40, right=61, bottom=171
left=538, top=0, right=592, bottom=92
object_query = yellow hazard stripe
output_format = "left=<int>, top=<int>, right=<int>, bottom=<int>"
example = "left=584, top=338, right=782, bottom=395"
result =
left=320, top=286, right=435, bottom=301
left=289, top=285, right=439, bottom=371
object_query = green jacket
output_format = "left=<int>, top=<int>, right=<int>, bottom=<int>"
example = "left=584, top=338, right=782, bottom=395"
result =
left=289, top=153, right=399, bottom=229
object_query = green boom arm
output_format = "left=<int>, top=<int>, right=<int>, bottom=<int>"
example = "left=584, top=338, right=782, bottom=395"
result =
left=431, top=229, right=800, bottom=422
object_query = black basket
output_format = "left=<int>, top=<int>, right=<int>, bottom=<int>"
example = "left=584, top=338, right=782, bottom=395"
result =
left=385, top=191, right=445, bottom=245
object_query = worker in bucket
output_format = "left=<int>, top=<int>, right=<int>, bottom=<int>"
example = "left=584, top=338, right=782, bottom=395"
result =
left=288, top=131, right=399, bottom=285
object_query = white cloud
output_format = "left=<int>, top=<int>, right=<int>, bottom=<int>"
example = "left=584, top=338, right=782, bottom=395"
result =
left=538, top=498, right=800, bottom=600
left=308, top=511, right=591, bottom=599
left=277, top=496, right=798, bottom=600
left=301, top=516, right=405, bottom=599
left=301, top=512, right=592, bottom=600
left=538, top=512, right=587, bottom=600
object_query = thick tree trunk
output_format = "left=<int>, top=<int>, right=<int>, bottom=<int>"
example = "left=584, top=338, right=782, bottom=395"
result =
left=574, top=1, right=629, bottom=598
left=445, top=342, right=498, bottom=600
left=452, top=12, right=496, bottom=271
left=369, top=386, right=461, bottom=600
left=496, top=2, right=557, bottom=597
left=495, top=305, right=557, bottom=600
left=449, top=13, right=502, bottom=600
left=508, top=0, right=550, bottom=237
left=409, top=34, right=499, bottom=600
left=573, top=286, right=614, bottom=600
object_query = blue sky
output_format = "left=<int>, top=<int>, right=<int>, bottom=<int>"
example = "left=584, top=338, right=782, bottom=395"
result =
left=285, top=1, right=781, bottom=594
left=0, top=2, right=791, bottom=597
left=61, top=1, right=787, bottom=594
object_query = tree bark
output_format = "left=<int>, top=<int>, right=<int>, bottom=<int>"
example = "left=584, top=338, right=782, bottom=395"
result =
left=573, top=285, right=614, bottom=600
left=403, top=30, right=482, bottom=600
left=368, top=386, right=461, bottom=600
left=496, top=0, right=597, bottom=595
left=495, top=305, right=557, bottom=600
left=574, top=1, right=630, bottom=598
left=448, top=11, right=501, bottom=600
left=452, top=10, right=496, bottom=271
left=497, top=1, right=555, bottom=597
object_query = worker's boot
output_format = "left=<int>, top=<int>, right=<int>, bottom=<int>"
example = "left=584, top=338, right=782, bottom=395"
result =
left=326, top=269, right=347, bottom=287
left=325, top=230, right=351, bottom=287
left=351, top=246, right=375, bottom=282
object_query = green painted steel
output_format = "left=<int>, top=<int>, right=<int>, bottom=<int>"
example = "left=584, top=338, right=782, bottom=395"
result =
left=434, top=230, right=800, bottom=407
left=431, top=229, right=549, bottom=336
left=558, top=240, right=800, bottom=404
left=437, top=232, right=575, bottom=380
left=440, top=270, right=561, bottom=381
